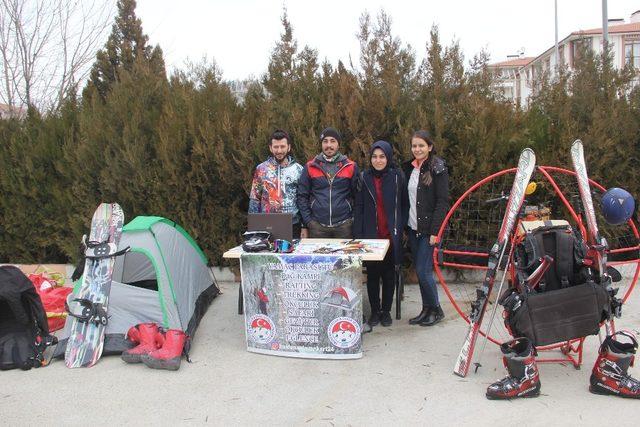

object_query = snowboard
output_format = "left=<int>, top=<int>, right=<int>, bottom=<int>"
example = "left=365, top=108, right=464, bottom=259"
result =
left=65, top=203, right=124, bottom=368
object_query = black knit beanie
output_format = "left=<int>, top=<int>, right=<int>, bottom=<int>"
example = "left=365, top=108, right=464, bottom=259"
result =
left=319, top=127, right=342, bottom=143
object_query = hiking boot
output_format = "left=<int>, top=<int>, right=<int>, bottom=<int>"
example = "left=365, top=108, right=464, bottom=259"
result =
left=142, top=329, right=188, bottom=371
left=121, top=323, right=164, bottom=364
left=409, top=306, right=431, bottom=325
left=380, top=311, right=392, bottom=327
left=420, top=306, right=444, bottom=326
left=369, top=311, right=381, bottom=327
left=486, top=337, right=541, bottom=400
left=590, top=331, right=640, bottom=399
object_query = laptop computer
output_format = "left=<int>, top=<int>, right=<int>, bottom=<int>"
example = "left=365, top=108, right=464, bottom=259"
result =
left=247, top=213, right=293, bottom=241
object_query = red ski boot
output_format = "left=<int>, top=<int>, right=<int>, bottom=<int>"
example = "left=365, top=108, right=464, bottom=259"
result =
left=590, top=331, right=640, bottom=399
left=486, top=337, right=541, bottom=400
left=141, top=329, right=187, bottom=371
left=121, top=323, right=164, bottom=364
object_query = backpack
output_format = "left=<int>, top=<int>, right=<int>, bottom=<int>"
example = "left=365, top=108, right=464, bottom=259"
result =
left=0, top=266, right=56, bottom=370
left=514, top=224, right=588, bottom=292
left=501, top=223, right=611, bottom=346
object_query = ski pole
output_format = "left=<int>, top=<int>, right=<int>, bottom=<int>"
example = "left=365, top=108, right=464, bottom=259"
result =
left=474, top=241, right=516, bottom=373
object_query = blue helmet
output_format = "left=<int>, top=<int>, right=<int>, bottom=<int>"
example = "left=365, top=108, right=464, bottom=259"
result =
left=601, top=188, right=635, bottom=225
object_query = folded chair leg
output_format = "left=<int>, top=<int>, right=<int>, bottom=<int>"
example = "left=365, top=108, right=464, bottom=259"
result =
left=395, top=267, right=402, bottom=320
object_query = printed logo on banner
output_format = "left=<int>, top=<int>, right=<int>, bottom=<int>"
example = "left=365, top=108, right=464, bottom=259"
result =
left=328, top=317, right=361, bottom=349
left=248, top=314, right=276, bottom=344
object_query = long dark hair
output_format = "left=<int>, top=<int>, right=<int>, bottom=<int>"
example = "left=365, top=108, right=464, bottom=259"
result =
left=412, top=130, right=436, bottom=186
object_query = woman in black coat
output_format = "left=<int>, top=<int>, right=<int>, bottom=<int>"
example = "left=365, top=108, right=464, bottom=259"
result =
left=402, top=130, right=449, bottom=326
left=354, top=140, right=408, bottom=327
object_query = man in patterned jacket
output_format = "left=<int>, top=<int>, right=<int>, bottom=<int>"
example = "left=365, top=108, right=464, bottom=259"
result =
left=248, top=129, right=304, bottom=238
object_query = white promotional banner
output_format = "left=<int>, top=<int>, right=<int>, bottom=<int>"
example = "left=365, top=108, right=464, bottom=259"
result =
left=240, top=253, right=363, bottom=359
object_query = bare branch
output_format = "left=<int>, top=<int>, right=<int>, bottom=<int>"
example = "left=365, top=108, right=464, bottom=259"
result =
left=0, top=0, right=114, bottom=112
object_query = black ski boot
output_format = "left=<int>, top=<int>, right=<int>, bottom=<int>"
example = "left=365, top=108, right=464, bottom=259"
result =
left=486, top=337, right=541, bottom=400
left=420, top=305, right=444, bottom=326
left=590, top=331, right=640, bottom=399
left=409, top=306, right=431, bottom=325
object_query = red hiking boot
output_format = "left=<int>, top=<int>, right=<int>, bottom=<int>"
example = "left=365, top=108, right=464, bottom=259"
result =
left=121, top=323, right=164, bottom=364
left=142, top=329, right=187, bottom=371
left=590, top=331, right=640, bottom=399
left=486, top=337, right=541, bottom=400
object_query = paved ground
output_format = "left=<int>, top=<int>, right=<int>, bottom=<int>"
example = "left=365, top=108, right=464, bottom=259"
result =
left=2, top=280, right=639, bottom=426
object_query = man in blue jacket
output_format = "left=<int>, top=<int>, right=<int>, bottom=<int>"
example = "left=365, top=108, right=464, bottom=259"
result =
left=297, top=127, right=359, bottom=238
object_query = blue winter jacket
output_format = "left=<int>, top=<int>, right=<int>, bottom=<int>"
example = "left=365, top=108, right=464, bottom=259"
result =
left=297, top=153, right=359, bottom=227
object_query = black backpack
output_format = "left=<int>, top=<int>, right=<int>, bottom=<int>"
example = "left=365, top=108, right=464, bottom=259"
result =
left=514, top=224, right=588, bottom=292
left=0, top=266, right=56, bottom=370
left=503, top=225, right=610, bottom=346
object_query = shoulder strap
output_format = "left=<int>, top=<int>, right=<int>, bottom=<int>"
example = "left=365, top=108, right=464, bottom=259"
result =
left=554, top=230, right=575, bottom=288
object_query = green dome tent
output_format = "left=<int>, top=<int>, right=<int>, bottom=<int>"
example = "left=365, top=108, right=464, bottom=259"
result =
left=57, top=216, right=219, bottom=356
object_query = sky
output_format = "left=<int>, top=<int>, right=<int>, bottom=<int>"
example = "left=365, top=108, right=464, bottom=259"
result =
left=135, top=0, right=637, bottom=81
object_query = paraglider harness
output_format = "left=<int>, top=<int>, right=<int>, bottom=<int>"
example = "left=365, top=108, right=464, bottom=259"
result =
left=500, top=221, right=614, bottom=346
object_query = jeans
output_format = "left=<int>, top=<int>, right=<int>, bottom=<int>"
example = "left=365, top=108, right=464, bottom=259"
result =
left=408, top=229, right=440, bottom=307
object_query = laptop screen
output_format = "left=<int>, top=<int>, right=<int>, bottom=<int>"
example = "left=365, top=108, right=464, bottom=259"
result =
left=247, top=213, right=293, bottom=241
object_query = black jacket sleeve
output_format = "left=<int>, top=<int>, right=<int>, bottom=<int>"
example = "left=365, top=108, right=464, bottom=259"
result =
left=429, top=166, right=450, bottom=236
left=353, top=172, right=364, bottom=239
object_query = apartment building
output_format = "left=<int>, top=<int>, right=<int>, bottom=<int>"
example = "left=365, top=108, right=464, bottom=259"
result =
left=489, top=10, right=640, bottom=107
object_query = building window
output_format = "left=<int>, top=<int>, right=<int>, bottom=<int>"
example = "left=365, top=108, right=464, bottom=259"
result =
left=571, top=37, right=592, bottom=65
left=558, top=45, right=565, bottom=66
left=625, top=40, right=640, bottom=68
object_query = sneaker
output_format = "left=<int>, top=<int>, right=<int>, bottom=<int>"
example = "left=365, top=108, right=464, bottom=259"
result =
left=369, top=311, right=381, bottom=326
left=380, top=311, right=392, bottom=327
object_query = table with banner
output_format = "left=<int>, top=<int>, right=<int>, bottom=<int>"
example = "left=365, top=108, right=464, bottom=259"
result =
left=223, top=239, right=389, bottom=359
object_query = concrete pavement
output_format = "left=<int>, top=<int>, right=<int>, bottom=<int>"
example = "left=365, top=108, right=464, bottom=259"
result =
left=2, top=281, right=639, bottom=426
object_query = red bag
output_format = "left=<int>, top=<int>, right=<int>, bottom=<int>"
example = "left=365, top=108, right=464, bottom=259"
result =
left=29, top=273, right=72, bottom=332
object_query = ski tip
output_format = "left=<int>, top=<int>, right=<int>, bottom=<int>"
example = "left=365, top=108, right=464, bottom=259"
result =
left=518, top=148, right=536, bottom=168
left=453, top=360, right=468, bottom=377
left=521, top=147, right=536, bottom=159
left=453, top=369, right=467, bottom=378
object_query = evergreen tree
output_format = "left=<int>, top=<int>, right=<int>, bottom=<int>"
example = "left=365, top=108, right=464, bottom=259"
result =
left=85, top=0, right=165, bottom=101
left=356, top=11, right=415, bottom=156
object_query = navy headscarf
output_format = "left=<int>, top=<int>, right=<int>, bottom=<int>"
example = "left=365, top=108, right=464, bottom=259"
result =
left=369, top=140, right=394, bottom=177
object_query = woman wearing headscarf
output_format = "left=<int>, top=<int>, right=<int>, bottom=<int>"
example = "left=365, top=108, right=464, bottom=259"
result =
left=354, top=140, right=408, bottom=327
